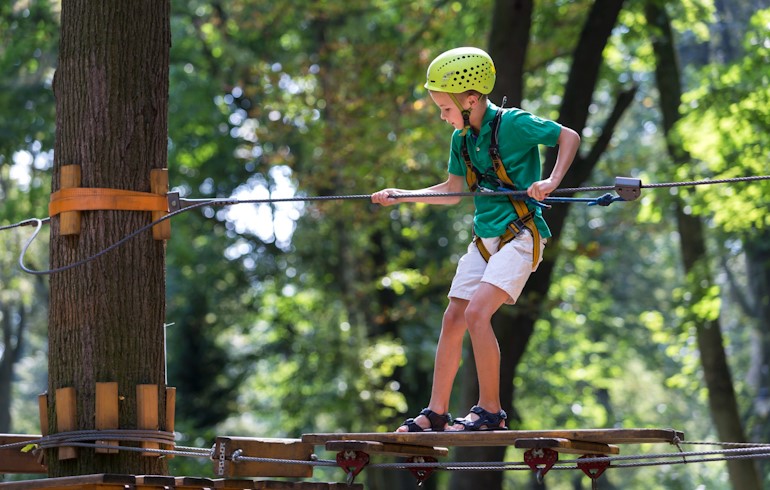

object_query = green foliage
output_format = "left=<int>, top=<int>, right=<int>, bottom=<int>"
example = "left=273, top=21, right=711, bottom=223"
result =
left=0, top=0, right=57, bottom=438
left=676, top=9, right=770, bottom=235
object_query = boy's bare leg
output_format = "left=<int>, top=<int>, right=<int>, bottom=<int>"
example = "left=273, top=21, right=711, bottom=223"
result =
left=450, top=282, right=508, bottom=430
left=396, top=297, right=468, bottom=432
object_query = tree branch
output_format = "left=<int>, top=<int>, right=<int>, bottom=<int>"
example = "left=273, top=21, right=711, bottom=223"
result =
left=583, top=84, right=638, bottom=168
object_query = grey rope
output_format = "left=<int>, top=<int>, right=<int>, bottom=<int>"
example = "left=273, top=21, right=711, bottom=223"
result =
left=0, top=218, right=51, bottom=232
left=3, top=434, right=769, bottom=472
left=36, top=429, right=175, bottom=450
left=6, top=174, right=770, bottom=275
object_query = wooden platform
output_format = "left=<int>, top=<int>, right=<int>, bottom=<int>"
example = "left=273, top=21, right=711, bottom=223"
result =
left=0, top=474, right=362, bottom=490
left=0, top=434, right=45, bottom=474
left=1, top=429, right=685, bottom=487
left=302, top=428, right=684, bottom=448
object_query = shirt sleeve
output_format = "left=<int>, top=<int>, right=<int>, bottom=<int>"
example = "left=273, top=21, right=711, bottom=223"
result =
left=506, top=110, right=562, bottom=148
left=446, top=130, right=466, bottom=176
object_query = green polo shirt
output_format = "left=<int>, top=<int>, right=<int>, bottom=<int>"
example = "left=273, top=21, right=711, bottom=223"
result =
left=447, top=101, right=562, bottom=239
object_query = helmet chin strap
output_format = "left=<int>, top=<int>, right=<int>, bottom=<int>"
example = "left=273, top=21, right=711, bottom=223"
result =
left=449, top=93, right=472, bottom=136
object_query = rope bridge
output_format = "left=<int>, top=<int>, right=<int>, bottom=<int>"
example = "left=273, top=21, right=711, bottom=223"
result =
left=2, top=429, right=770, bottom=488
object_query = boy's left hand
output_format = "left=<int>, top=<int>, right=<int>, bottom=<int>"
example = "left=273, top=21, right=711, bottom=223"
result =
left=527, top=178, right=558, bottom=201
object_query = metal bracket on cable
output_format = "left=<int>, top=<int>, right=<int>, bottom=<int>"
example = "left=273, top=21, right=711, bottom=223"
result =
left=614, top=177, right=642, bottom=201
left=167, top=191, right=183, bottom=212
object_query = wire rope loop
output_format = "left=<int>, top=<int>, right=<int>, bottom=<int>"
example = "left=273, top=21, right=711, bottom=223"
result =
left=231, top=448, right=243, bottom=463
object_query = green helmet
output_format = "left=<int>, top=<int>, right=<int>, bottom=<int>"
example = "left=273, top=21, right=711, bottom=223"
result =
left=424, top=47, right=496, bottom=94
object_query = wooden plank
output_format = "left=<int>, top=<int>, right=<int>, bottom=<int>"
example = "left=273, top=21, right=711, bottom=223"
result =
left=213, top=479, right=261, bottom=489
left=38, top=394, right=49, bottom=437
left=174, top=476, right=217, bottom=489
left=135, top=475, right=175, bottom=489
left=59, top=164, right=81, bottom=235
left=325, top=440, right=449, bottom=458
left=55, top=387, right=77, bottom=460
left=0, top=434, right=46, bottom=474
left=0, top=474, right=134, bottom=489
left=95, top=383, right=119, bottom=454
left=213, top=480, right=363, bottom=490
left=257, top=483, right=364, bottom=490
left=213, top=437, right=314, bottom=479
left=514, top=437, right=620, bottom=455
left=150, top=168, right=170, bottom=240
left=302, top=428, right=684, bottom=447
left=37, top=393, right=49, bottom=467
left=0, top=477, right=362, bottom=490
left=165, top=387, right=176, bottom=459
left=137, top=384, right=159, bottom=456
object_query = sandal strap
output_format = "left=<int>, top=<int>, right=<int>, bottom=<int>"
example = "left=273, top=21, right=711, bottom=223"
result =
left=402, top=417, right=423, bottom=432
left=454, top=405, right=508, bottom=430
left=399, top=408, right=452, bottom=432
left=470, top=405, right=507, bottom=423
left=419, top=408, right=452, bottom=431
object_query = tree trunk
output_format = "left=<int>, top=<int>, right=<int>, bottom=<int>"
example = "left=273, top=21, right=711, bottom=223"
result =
left=451, top=1, right=626, bottom=489
left=0, top=303, right=21, bottom=433
left=645, top=2, right=761, bottom=488
left=745, top=237, right=770, bottom=458
left=488, top=0, right=532, bottom=106
left=48, top=0, right=170, bottom=477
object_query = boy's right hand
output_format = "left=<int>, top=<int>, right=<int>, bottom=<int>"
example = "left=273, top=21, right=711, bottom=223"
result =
left=371, top=189, right=401, bottom=206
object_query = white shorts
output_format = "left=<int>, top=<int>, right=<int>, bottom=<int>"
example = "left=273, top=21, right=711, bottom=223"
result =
left=448, top=232, right=546, bottom=305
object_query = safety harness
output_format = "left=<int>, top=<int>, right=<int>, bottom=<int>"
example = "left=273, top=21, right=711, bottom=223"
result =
left=460, top=108, right=542, bottom=269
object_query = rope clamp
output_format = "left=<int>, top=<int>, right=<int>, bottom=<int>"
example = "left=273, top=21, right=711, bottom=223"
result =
left=614, top=176, right=642, bottom=201
left=577, top=454, right=610, bottom=487
left=406, top=456, right=437, bottom=486
left=523, top=447, right=558, bottom=484
left=167, top=191, right=182, bottom=212
left=336, top=450, right=369, bottom=485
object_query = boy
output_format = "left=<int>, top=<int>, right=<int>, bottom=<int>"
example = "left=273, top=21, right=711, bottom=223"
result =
left=371, top=47, right=580, bottom=431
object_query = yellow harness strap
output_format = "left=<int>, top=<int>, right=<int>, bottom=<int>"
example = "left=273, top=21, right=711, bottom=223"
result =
left=461, top=108, right=542, bottom=269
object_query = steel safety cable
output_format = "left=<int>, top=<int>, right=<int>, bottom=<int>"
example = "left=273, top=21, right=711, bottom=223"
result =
left=9, top=173, right=770, bottom=275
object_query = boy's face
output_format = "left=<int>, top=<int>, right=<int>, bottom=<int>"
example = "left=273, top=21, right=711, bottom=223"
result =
left=429, top=91, right=478, bottom=130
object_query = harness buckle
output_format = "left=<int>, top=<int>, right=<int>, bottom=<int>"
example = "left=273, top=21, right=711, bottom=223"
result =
left=507, top=213, right=534, bottom=239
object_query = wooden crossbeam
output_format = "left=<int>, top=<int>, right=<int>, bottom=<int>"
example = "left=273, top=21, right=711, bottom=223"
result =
left=173, top=477, right=217, bottom=490
left=213, top=437, right=314, bottom=479
left=212, top=480, right=364, bottom=489
left=0, top=475, right=362, bottom=490
left=514, top=437, right=620, bottom=455
left=0, top=473, right=134, bottom=489
left=302, top=428, right=684, bottom=448
left=325, top=440, right=449, bottom=458
left=0, top=434, right=46, bottom=474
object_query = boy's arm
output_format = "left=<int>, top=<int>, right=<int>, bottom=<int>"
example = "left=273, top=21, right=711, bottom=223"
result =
left=527, top=126, right=581, bottom=201
left=371, top=173, right=465, bottom=207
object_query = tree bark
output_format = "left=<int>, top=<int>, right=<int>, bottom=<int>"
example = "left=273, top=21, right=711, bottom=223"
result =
left=745, top=237, right=770, bottom=455
left=645, top=2, right=761, bottom=488
left=451, top=1, right=625, bottom=489
left=0, top=304, right=23, bottom=433
left=488, top=0, right=532, bottom=107
left=48, top=0, right=170, bottom=477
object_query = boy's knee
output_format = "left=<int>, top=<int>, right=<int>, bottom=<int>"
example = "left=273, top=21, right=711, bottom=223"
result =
left=442, top=301, right=466, bottom=329
left=464, top=303, right=493, bottom=332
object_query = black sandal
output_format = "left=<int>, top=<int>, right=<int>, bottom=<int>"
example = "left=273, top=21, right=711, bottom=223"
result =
left=398, top=408, right=452, bottom=432
left=452, top=405, right=508, bottom=431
